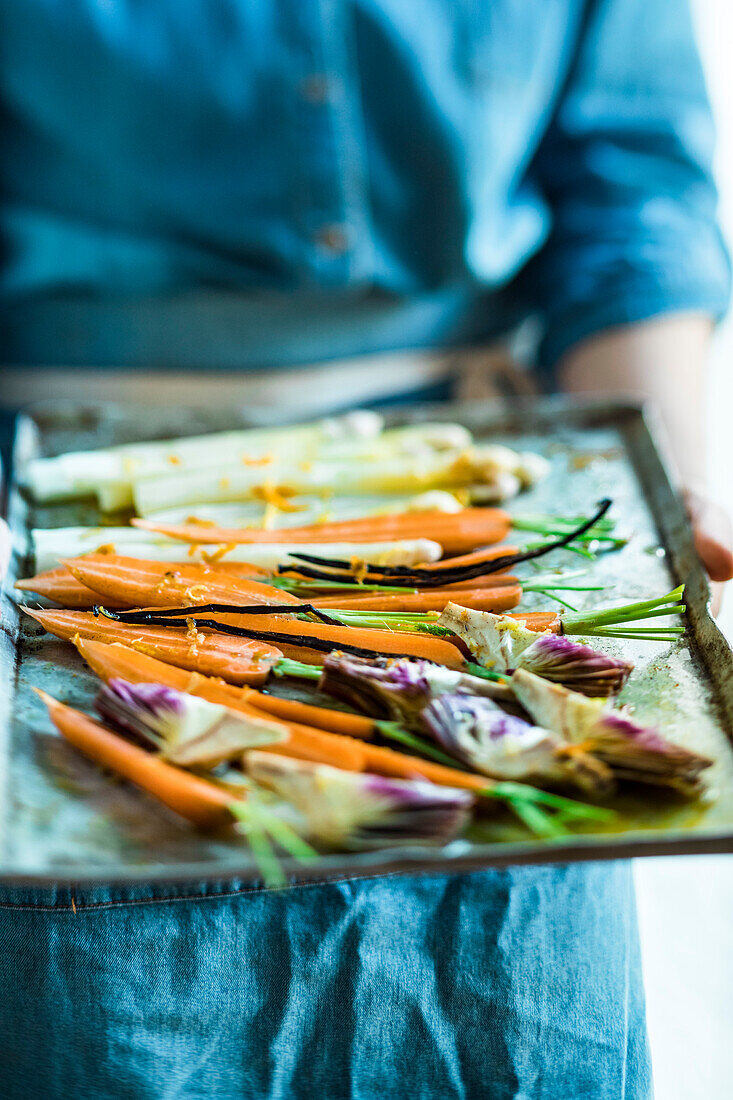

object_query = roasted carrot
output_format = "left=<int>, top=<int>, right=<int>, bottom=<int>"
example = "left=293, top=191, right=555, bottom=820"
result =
left=36, top=690, right=234, bottom=828
left=133, top=508, right=513, bottom=556
left=505, top=611, right=562, bottom=632
left=15, top=567, right=124, bottom=609
left=76, top=638, right=376, bottom=740
left=24, top=607, right=281, bottom=686
left=63, top=554, right=300, bottom=610
left=311, top=584, right=522, bottom=613
left=359, top=742, right=492, bottom=793
left=97, top=609, right=467, bottom=668
left=282, top=543, right=522, bottom=589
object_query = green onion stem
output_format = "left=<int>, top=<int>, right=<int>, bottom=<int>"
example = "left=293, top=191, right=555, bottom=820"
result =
left=465, top=663, right=509, bottom=683
left=229, top=805, right=286, bottom=888
left=524, top=539, right=597, bottom=560
left=229, top=800, right=319, bottom=887
left=276, top=578, right=420, bottom=595
left=273, top=658, right=324, bottom=680
left=561, top=586, right=685, bottom=636
left=375, top=722, right=463, bottom=768
left=488, top=782, right=614, bottom=822
left=505, top=799, right=568, bottom=839
left=580, top=627, right=684, bottom=641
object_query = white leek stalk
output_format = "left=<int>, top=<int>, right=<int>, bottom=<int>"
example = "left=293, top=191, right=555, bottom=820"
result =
left=30, top=526, right=442, bottom=573
left=133, top=443, right=542, bottom=515
left=145, top=490, right=465, bottom=529
left=23, top=411, right=386, bottom=508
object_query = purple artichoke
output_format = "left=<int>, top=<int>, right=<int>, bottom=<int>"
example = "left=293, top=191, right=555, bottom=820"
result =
left=516, top=635, right=632, bottom=697
left=246, top=751, right=473, bottom=850
left=421, top=694, right=613, bottom=794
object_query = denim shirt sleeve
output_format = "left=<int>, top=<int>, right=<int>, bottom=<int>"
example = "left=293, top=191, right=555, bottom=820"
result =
left=524, top=0, right=731, bottom=370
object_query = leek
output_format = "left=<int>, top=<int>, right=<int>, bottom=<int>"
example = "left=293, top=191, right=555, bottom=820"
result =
left=23, top=412, right=386, bottom=509
left=31, top=527, right=442, bottom=574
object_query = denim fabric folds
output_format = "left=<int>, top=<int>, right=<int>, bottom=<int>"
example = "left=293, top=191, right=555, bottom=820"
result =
left=0, top=862, right=651, bottom=1100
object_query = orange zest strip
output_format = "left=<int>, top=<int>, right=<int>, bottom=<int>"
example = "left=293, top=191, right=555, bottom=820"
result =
left=23, top=607, right=280, bottom=686
left=35, top=690, right=234, bottom=829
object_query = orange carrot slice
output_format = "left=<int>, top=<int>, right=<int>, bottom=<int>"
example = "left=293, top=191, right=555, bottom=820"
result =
left=505, top=611, right=562, bottom=632
left=311, top=584, right=522, bottom=613
left=134, top=508, right=512, bottom=556
left=63, top=554, right=300, bottom=610
left=36, top=690, right=234, bottom=828
left=16, top=567, right=124, bottom=609
left=138, top=610, right=467, bottom=668
left=24, top=607, right=280, bottom=686
left=76, top=638, right=376, bottom=740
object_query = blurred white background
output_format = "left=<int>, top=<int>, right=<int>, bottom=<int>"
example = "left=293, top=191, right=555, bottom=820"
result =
left=634, top=3, right=733, bottom=1097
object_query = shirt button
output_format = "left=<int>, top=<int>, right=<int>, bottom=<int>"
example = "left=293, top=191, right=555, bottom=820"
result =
left=299, top=73, right=333, bottom=104
left=314, top=223, right=354, bottom=254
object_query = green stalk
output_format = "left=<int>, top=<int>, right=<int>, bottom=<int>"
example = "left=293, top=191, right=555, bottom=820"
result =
left=512, top=513, right=616, bottom=535
left=465, top=663, right=510, bottom=683
left=581, top=627, right=684, bottom=641
left=487, top=782, right=613, bottom=821
left=273, top=658, right=324, bottom=680
left=524, top=539, right=597, bottom=560
left=229, top=800, right=319, bottom=887
left=376, top=722, right=466, bottom=767
left=274, top=577, right=419, bottom=595
left=229, top=805, right=286, bottom=888
left=561, top=586, right=685, bottom=639
left=512, top=513, right=626, bottom=552
left=506, top=799, right=568, bottom=839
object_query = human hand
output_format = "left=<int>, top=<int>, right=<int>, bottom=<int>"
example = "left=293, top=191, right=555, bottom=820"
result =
left=683, top=488, right=733, bottom=616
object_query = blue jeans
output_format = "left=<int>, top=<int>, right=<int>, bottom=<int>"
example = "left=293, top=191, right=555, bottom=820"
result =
left=0, top=862, right=651, bottom=1099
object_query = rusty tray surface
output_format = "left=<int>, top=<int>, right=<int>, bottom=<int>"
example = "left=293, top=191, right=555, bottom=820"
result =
left=2, top=396, right=733, bottom=886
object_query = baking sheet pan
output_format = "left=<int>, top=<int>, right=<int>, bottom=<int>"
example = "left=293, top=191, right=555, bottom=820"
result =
left=2, top=396, right=733, bottom=886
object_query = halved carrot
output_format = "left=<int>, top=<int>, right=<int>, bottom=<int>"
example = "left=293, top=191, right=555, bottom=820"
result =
left=505, top=611, right=562, bottom=632
left=24, top=607, right=281, bottom=686
left=113, top=610, right=467, bottom=668
left=15, top=567, right=123, bottom=609
left=36, top=689, right=234, bottom=829
left=311, top=584, right=522, bottom=613
left=134, top=508, right=513, bottom=556
left=63, top=554, right=301, bottom=610
left=283, top=544, right=521, bottom=587
left=359, top=742, right=492, bottom=793
left=76, top=638, right=376, bottom=740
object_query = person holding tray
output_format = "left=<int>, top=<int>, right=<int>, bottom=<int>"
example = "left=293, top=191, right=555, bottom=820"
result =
left=1, top=2, right=732, bottom=1098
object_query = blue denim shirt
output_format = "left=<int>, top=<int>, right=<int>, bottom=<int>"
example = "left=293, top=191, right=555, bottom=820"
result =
left=1, top=0, right=729, bottom=367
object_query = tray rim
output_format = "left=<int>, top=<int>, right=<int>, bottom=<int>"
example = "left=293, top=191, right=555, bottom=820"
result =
left=2, top=393, right=733, bottom=887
